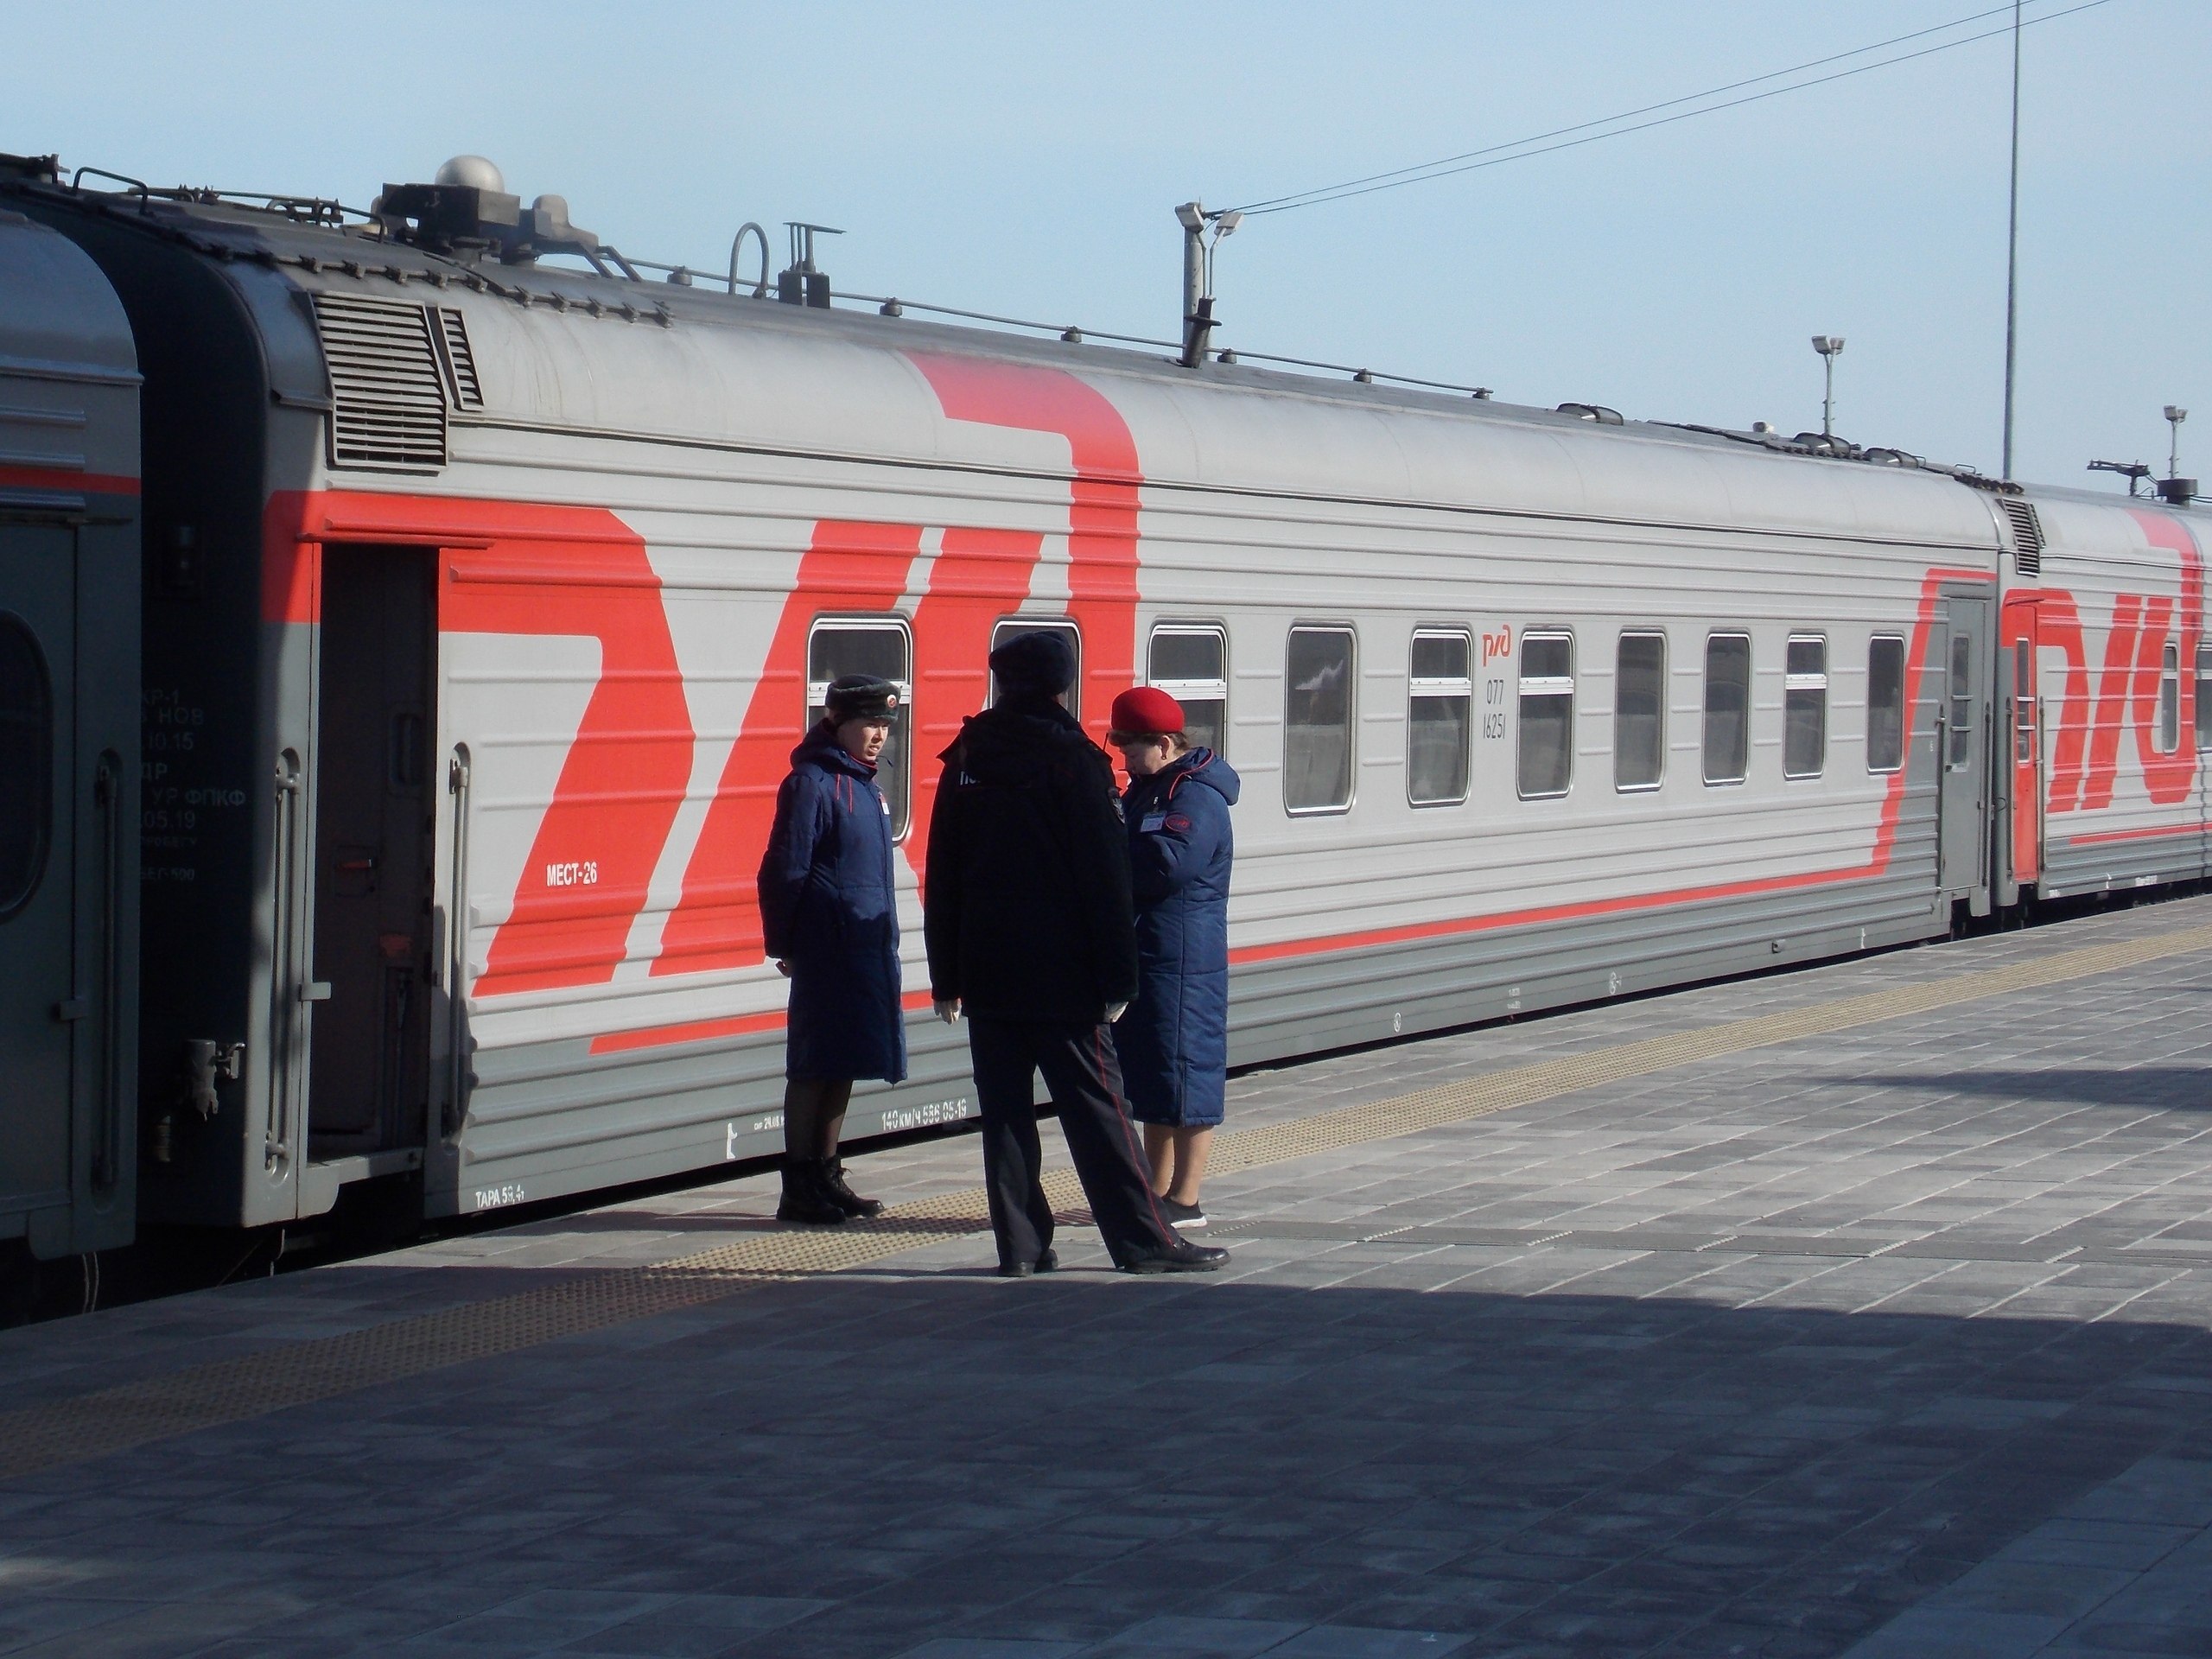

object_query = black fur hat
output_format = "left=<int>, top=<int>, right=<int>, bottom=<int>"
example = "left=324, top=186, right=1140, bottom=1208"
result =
left=825, top=674, right=899, bottom=721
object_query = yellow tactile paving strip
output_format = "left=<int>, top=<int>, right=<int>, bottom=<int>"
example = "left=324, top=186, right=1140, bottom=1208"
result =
left=4, top=920, right=2210, bottom=1482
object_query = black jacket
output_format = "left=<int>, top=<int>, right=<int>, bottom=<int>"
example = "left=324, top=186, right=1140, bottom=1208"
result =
left=923, top=696, right=1138, bottom=1023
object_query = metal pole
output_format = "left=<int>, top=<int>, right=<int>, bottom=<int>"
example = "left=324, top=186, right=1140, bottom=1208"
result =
left=2001, top=0, right=2022, bottom=480
left=1822, top=355, right=1834, bottom=437
left=1178, top=207, right=1205, bottom=338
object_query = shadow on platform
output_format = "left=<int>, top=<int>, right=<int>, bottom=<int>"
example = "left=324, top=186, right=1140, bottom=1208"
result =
left=15, top=1255, right=2211, bottom=1658
left=1838, top=1066, right=2212, bottom=1110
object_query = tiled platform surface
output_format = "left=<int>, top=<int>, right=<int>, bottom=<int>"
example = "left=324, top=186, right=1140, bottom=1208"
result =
left=5, top=895, right=2212, bottom=1656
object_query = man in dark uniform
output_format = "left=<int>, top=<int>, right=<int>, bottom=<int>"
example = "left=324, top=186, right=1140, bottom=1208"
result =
left=924, top=631, right=1229, bottom=1277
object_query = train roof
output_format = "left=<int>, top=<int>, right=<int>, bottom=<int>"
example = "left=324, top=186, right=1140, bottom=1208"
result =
left=4, top=163, right=2196, bottom=550
left=0, top=205, right=137, bottom=386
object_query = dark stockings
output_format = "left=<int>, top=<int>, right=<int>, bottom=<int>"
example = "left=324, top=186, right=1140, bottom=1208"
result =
left=783, top=1077, right=855, bottom=1162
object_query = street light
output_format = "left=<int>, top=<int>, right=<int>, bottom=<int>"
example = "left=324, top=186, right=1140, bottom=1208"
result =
left=1811, top=336, right=1846, bottom=438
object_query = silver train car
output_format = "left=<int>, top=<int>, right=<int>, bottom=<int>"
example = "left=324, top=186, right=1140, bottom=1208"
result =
left=0, top=206, right=140, bottom=1269
left=0, top=153, right=2202, bottom=1261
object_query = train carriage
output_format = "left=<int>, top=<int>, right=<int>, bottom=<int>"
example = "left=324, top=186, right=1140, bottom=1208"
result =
left=1997, top=492, right=2208, bottom=902
left=1, top=157, right=2202, bottom=1249
left=0, top=207, right=140, bottom=1265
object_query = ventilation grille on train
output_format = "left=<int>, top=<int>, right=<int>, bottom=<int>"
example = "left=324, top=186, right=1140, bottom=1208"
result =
left=433, top=308, right=483, bottom=410
left=310, top=293, right=448, bottom=470
left=2001, top=498, right=2044, bottom=575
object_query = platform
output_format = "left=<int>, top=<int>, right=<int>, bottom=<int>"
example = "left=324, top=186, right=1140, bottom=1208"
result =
left=6, top=896, right=2212, bottom=1658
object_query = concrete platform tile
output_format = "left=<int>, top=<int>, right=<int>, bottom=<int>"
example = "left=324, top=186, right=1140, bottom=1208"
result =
left=1262, top=1627, right=1472, bottom=1657
left=1071, top=1613, right=1306, bottom=1656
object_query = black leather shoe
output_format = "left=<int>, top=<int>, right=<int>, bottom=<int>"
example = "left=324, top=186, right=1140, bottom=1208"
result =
left=774, top=1160, right=847, bottom=1226
left=822, top=1158, right=885, bottom=1219
left=998, top=1248, right=1058, bottom=1278
left=1119, top=1240, right=1228, bottom=1274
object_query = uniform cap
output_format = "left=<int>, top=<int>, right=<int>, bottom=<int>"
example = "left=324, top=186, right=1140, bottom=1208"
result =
left=1109, top=686, right=1185, bottom=737
left=825, top=674, right=899, bottom=721
left=988, top=629, right=1077, bottom=697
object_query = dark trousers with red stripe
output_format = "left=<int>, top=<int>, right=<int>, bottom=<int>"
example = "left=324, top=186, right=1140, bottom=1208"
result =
left=966, top=1017, right=1179, bottom=1270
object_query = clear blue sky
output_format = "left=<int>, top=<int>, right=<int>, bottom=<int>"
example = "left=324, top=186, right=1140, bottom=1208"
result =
left=8, top=1, right=2204, bottom=490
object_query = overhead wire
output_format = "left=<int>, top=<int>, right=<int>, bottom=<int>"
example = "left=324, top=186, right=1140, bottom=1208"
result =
left=1229, top=0, right=2116, bottom=218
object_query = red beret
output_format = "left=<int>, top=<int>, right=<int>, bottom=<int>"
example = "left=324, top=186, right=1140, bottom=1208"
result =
left=1109, top=686, right=1185, bottom=736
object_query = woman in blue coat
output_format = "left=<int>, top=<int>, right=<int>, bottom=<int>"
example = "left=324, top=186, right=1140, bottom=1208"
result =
left=1107, top=686, right=1239, bottom=1231
left=758, top=674, right=906, bottom=1224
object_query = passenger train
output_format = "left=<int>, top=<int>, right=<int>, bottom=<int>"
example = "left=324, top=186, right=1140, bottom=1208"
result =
left=2, top=150, right=2204, bottom=1287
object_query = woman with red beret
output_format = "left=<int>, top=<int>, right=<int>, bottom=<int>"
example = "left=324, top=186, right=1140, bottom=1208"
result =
left=1106, top=685, right=1240, bottom=1230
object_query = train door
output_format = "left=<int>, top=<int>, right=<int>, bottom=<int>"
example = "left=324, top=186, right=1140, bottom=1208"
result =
left=2001, top=596, right=2044, bottom=893
left=1936, top=590, right=1993, bottom=912
left=2, top=520, right=133, bottom=1259
left=2199, top=641, right=2212, bottom=880
left=308, top=546, right=436, bottom=1164
left=1, top=528, right=81, bottom=1245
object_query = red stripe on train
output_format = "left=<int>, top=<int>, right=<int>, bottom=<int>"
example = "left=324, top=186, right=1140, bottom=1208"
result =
left=594, top=568, right=1990, bottom=1052
left=651, top=519, right=922, bottom=978
left=265, top=490, right=693, bottom=996
left=2063, top=823, right=2205, bottom=847
left=0, top=463, right=139, bottom=496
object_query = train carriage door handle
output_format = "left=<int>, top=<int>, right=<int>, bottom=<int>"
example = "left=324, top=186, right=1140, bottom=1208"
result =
left=298, top=982, right=334, bottom=1003
left=92, top=752, right=123, bottom=1192
left=53, top=998, right=89, bottom=1021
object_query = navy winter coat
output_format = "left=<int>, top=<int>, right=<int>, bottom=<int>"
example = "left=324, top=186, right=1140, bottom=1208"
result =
left=758, top=724, right=907, bottom=1084
left=1113, top=748, right=1238, bottom=1127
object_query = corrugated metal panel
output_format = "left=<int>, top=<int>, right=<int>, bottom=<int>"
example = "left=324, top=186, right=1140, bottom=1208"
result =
left=434, top=307, right=483, bottom=410
left=309, top=293, right=445, bottom=469
left=2002, top=498, right=2044, bottom=574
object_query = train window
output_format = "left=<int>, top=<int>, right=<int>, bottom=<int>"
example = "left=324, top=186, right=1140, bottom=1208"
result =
left=1701, top=633, right=1751, bottom=785
left=1867, top=635, right=1905, bottom=772
left=1613, top=631, right=1666, bottom=791
left=807, top=619, right=913, bottom=838
left=1408, top=630, right=1472, bottom=806
left=1284, top=626, right=1356, bottom=814
left=2157, top=643, right=2181, bottom=753
left=1516, top=631, right=1574, bottom=799
left=1783, top=635, right=1827, bottom=779
left=1947, top=633, right=1974, bottom=766
left=990, top=619, right=1082, bottom=720
left=0, top=613, right=51, bottom=920
left=1148, top=625, right=1228, bottom=756
left=2198, top=645, right=2212, bottom=750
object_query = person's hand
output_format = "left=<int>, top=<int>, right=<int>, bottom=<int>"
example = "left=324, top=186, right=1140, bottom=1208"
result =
left=774, top=960, right=792, bottom=978
left=933, top=997, right=963, bottom=1024
left=1105, top=1001, right=1129, bottom=1024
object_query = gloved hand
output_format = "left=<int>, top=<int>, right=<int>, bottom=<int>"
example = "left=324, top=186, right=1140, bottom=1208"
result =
left=1104, top=1001, right=1129, bottom=1024
left=933, top=997, right=963, bottom=1024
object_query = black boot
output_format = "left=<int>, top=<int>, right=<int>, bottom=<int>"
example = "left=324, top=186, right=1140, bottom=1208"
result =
left=821, top=1157, right=885, bottom=1219
left=776, top=1159, right=847, bottom=1226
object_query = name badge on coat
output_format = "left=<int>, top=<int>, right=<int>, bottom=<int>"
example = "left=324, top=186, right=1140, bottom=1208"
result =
left=1139, top=811, right=1167, bottom=833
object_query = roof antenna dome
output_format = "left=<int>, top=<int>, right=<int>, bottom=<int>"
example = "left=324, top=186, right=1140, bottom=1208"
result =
left=434, top=155, right=505, bottom=194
